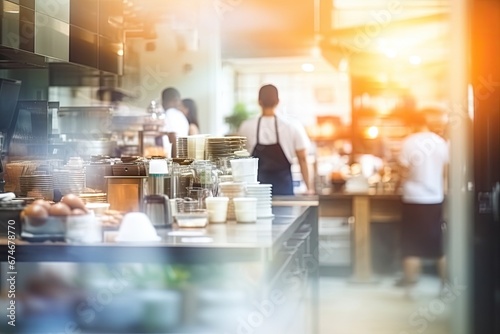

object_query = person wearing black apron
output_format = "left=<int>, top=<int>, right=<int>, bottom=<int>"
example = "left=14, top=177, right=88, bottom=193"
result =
left=252, top=116, right=294, bottom=195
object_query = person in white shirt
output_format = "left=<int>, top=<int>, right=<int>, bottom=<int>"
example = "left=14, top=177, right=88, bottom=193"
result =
left=161, top=87, right=189, bottom=138
left=237, top=84, right=312, bottom=195
left=397, top=111, right=449, bottom=294
left=180, top=98, right=200, bottom=135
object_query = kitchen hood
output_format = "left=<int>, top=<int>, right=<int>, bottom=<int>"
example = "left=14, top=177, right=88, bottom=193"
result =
left=0, top=46, right=48, bottom=69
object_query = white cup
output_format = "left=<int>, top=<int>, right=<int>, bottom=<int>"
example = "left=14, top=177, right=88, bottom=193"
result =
left=234, top=210, right=257, bottom=223
left=230, top=158, right=258, bottom=173
left=233, top=174, right=257, bottom=183
left=233, top=197, right=257, bottom=223
left=205, top=197, right=229, bottom=223
left=149, top=159, right=169, bottom=174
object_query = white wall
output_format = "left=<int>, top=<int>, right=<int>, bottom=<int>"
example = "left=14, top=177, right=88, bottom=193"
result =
left=226, top=57, right=352, bottom=129
left=122, top=0, right=222, bottom=135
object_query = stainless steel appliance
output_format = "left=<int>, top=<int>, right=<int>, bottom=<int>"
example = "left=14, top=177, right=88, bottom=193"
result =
left=57, top=106, right=117, bottom=159
left=8, top=100, right=56, bottom=158
left=143, top=194, right=172, bottom=227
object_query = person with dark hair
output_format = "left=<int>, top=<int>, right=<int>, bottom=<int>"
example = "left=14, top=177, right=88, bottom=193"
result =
left=396, top=110, right=449, bottom=295
left=237, top=84, right=313, bottom=195
left=180, top=98, right=200, bottom=135
left=160, top=87, right=189, bottom=137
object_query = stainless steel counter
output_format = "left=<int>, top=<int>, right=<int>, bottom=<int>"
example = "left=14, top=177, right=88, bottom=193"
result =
left=0, top=206, right=316, bottom=264
left=0, top=204, right=319, bottom=334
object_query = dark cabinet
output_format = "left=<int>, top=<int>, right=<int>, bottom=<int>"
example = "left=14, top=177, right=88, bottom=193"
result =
left=98, top=35, right=120, bottom=74
left=69, top=0, right=98, bottom=33
left=69, top=0, right=122, bottom=73
left=0, top=0, right=122, bottom=74
left=69, top=25, right=98, bottom=69
left=19, top=6, right=34, bottom=52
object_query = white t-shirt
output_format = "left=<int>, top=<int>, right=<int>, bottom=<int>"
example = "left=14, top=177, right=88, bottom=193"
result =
left=399, top=131, right=449, bottom=204
left=161, top=107, right=189, bottom=137
left=237, top=115, right=310, bottom=164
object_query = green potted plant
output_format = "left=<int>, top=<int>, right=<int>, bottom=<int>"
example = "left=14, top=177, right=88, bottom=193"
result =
left=224, top=102, right=255, bottom=135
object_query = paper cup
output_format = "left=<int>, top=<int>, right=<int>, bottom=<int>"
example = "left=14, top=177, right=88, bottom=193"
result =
left=233, top=197, right=257, bottom=223
left=234, top=210, right=257, bottom=223
left=205, top=197, right=229, bottom=223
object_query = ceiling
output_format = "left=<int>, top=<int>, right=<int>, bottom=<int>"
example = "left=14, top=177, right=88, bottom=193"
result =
left=218, top=0, right=451, bottom=100
left=219, top=0, right=315, bottom=58
left=0, top=0, right=449, bottom=96
left=321, top=0, right=450, bottom=80
left=123, top=0, right=450, bottom=71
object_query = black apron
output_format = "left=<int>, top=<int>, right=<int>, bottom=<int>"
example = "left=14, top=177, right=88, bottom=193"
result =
left=252, top=117, right=294, bottom=195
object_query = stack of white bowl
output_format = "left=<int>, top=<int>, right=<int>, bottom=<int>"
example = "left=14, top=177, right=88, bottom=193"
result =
left=218, top=182, right=246, bottom=221
left=245, top=184, right=273, bottom=218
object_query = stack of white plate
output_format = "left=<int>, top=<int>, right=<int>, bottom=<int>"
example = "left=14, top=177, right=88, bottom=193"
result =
left=245, top=184, right=273, bottom=218
left=20, top=175, right=54, bottom=200
left=218, top=182, right=246, bottom=221
left=205, top=136, right=247, bottom=163
left=79, top=192, right=108, bottom=203
left=53, top=169, right=86, bottom=195
left=176, top=137, right=188, bottom=158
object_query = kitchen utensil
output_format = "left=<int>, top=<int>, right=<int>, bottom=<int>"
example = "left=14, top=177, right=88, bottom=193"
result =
left=143, top=194, right=172, bottom=227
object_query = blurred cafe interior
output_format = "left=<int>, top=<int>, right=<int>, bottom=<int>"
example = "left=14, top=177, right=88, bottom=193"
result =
left=0, top=0, right=498, bottom=333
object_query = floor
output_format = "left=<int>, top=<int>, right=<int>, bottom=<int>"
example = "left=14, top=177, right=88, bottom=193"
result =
left=317, top=216, right=450, bottom=334
left=318, top=274, right=451, bottom=334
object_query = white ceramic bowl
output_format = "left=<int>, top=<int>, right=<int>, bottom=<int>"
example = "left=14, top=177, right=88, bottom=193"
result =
left=116, top=212, right=161, bottom=242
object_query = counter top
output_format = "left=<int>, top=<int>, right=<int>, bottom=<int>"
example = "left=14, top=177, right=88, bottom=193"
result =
left=318, top=188, right=402, bottom=200
left=272, top=190, right=402, bottom=204
left=272, top=195, right=319, bottom=206
left=0, top=206, right=316, bottom=264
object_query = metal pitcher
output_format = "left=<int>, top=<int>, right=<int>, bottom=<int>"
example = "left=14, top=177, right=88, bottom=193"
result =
left=143, top=194, right=172, bottom=227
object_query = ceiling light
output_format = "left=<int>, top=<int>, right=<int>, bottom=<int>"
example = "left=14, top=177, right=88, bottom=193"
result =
left=365, top=126, right=379, bottom=139
left=409, top=55, right=422, bottom=65
left=302, top=63, right=315, bottom=72
left=311, top=46, right=321, bottom=57
left=339, top=59, right=349, bottom=72
left=385, top=49, right=397, bottom=58
left=117, top=49, right=124, bottom=56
